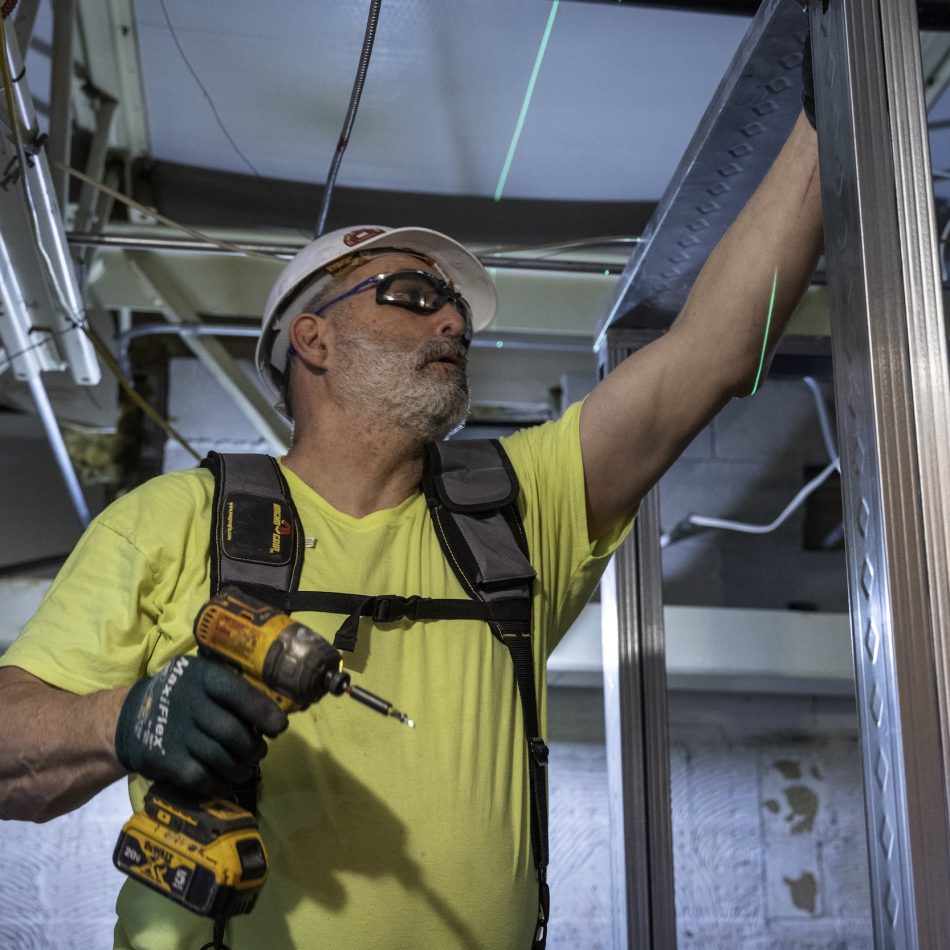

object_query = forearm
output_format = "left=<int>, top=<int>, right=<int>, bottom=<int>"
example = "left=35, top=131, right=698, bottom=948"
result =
left=0, top=666, right=130, bottom=822
left=675, top=111, right=824, bottom=396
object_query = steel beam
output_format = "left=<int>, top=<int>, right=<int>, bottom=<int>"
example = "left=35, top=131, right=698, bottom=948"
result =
left=72, top=96, right=117, bottom=281
left=13, top=0, right=41, bottom=53
left=813, top=0, right=950, bottom=947
left=596, top=0, right=805, bottom=345
left=599, top=329, right=674, bottom=950
left=48, top=0, right=76, bottom=209
left=75, top=0, right=150, bottom=157
left=128, top=253, right=291, bottom=454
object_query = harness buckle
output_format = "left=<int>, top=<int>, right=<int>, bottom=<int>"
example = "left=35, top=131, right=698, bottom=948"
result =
left=529, top=737, right=549, bottom=767
left=372, top=595, right=421, bottom=623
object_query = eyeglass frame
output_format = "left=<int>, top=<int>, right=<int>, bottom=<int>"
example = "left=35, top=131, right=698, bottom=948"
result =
left=309, top=269, right=474, bottom=345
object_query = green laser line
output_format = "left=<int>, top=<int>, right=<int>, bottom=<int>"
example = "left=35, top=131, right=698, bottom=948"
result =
left=494, top=1, right=560, bottom=202
left=750, top=268, right=779, bottom=396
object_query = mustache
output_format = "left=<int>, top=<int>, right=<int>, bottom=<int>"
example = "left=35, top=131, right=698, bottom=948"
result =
left=415, top=336, right=469, bottom=370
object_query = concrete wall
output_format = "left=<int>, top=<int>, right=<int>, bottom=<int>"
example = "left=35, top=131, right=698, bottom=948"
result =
left=545, top=688, right=872, bottom=950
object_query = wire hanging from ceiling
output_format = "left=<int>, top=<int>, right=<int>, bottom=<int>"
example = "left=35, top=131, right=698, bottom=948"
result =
left=314, top=0, right=383, bottom=237
left=157, top=0, right=269, bottom=185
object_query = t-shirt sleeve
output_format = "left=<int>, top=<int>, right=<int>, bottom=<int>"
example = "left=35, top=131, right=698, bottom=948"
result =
left=500, top=399, right=635, bottom=656
left=0, top=470, right=212, bottom=695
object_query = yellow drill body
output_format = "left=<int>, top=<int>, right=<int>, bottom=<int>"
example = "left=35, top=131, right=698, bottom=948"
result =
left=113, top=588, right=350, bottom=921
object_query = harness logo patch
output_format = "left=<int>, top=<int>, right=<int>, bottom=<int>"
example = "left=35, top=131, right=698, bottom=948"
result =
left=270, top=503, right=291, bottom=553
left=221, top=493, right=294, bottom=566
left=343, top=227, right=385, bottom=247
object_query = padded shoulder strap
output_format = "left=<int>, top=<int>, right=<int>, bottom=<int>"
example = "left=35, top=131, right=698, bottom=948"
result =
left=423, top=439, right=535, bottom=605
left=201, top=452, right=304, bottom=602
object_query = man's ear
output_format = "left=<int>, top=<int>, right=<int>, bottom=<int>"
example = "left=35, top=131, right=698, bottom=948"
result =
left=287, top=312, right=329, bottom=369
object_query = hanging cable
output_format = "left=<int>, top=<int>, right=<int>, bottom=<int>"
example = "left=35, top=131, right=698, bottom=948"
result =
left=661, top=376, right=840, bottom=548
left=314, top=0, right=383, bottom=237
left=157, top=0, right=266, bottom=187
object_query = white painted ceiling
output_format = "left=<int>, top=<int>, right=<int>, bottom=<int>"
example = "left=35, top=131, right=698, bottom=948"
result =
left=131, top=0, right=749, bottom=202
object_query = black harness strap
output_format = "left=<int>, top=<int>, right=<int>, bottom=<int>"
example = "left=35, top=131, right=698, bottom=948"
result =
left=423, top=440, right=549, bottom=950
left=230, top=585, right=529, bottom=653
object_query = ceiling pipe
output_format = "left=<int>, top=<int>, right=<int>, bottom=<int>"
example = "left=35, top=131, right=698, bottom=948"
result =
left=64, top=231, right=627, bottom=275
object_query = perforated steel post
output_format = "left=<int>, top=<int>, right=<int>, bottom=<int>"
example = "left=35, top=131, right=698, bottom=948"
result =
left=812, top=0, right=950, bottom=945
left=598, top=328, right=674, bottom=950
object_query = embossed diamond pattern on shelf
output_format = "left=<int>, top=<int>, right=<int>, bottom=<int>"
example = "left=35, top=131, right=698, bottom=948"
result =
left=880, top=815, right=895, bottom=858
left=779, top=51, right=802, bottom=71
left=865, top=619, right=880, bottom=664
left=870, top=685, right=884, bottom=725
left=886, top=884, right=900, bottom=928
left=858, top=499, right=870, bottom=537
left=861, top=559, right=875, bottom=600
left=766, top=76, right=793, bottom=95
left=876, top=750, right=890, bottom=792
left=853, top=440, right=866, bottom=478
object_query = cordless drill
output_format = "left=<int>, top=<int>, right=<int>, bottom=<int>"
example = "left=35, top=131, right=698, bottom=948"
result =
left=113, top=587, right=412, bottom=922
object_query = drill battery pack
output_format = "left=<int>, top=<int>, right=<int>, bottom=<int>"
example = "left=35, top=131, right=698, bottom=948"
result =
left=113, top=782, right=268, bottom=919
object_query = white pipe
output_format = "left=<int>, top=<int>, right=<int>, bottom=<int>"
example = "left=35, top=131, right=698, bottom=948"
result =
left=26, top=373, right=90, bottom=528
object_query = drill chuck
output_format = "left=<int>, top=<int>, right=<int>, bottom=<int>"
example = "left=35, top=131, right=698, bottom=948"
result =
left=261, top=622, right=349, bottom=709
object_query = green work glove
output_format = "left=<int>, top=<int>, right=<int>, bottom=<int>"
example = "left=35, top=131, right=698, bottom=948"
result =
left=115, top=654, right=289, bottom=796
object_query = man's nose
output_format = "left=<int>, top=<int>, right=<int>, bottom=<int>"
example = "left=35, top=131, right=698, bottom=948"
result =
left=433, top=304, right=468, bottom=340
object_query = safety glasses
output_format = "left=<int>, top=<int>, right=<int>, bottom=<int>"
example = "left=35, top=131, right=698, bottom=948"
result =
left=314, top=270, right=473, bottom=344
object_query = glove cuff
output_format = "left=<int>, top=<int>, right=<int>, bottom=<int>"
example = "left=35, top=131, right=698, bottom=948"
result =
left=114, top=675, right=153, bottom=772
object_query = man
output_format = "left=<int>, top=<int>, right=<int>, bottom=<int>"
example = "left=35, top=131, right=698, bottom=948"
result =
left=0, top=106, right=822, bottom=948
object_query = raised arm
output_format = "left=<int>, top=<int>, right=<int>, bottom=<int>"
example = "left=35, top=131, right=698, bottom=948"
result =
left=581, top=111, right=823, bottom=541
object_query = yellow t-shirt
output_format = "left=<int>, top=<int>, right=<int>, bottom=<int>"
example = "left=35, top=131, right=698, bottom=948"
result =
left=2, top=401, right=631, bottom=950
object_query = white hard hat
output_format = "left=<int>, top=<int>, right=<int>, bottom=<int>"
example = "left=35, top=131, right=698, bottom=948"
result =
left=255, top=225, right=498, bottom=406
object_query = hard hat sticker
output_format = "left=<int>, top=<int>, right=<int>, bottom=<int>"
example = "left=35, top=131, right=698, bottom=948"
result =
left=343, top=228, right=385, bottom=247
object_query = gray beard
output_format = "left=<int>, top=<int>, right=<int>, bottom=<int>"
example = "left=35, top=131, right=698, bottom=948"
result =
left=333, top=323, right=471, bottom=443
